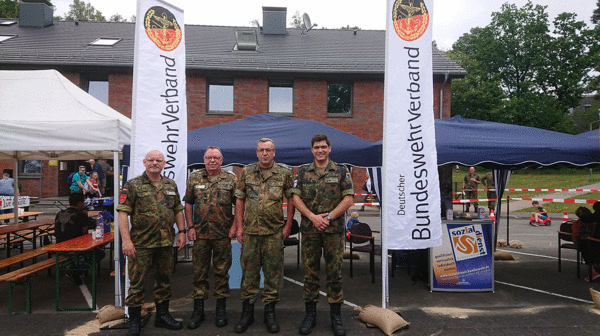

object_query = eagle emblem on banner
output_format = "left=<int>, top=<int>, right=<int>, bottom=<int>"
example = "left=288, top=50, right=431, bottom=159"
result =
left=392, top=0, right=429, bottom=42
left=144, top=6, right=183, bottom=52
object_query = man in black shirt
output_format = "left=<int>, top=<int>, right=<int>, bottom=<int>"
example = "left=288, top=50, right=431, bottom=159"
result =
left=55, top=193, right=105, bottom=284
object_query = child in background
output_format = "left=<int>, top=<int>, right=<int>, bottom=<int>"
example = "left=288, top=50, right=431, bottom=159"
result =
left=530, top=201, right=547, bottom=226
left=346, top=211, right=360, bottom=234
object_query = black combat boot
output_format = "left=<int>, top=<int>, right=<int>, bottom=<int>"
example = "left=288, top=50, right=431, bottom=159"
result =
left=299, top=302, right=317, bottom=335
left=127, top=306, right=142, bottom=336
left=234, top=299, right=254, bottom=333
left=154, top=300, right=183, bottom=330
left=187, top=299, right=205, bottom=329
left=330, top=303, right=346, bottom=336
left=215, top=297, right=228, bottom=327
left=263, top=302, right=280, bottom=333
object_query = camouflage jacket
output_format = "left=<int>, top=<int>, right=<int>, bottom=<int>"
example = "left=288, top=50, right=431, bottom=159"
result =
left=234, top=162, right=293, bottom=235
left=289, top=160, right=354, bottom=234
left=482, top=172, right=495, bottom=188
left=183, top=168, right=237, bottom=239
left=463, top=173, right=480, bottom=190
left=116, top=172, right=184, bottom=248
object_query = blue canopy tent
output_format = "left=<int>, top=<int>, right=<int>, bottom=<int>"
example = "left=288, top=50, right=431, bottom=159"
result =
left=187, top=114, right=379, bottom=167
left=368, top=116, right=600, bottom=255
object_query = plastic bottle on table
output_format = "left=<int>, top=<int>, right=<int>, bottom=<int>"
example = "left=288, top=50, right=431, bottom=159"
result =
left=95, top=214, right=104, bottom=240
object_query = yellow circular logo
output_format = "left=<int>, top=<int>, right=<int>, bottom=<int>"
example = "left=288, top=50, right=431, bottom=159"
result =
left=144, top=6, right=182, bottom=52
left=392, top=0, right=429, bottom=42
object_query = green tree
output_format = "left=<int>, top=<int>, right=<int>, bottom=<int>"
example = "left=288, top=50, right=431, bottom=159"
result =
left=447, top=1, right=598, bottom=133
left=592, top=0, right=600, bottom=24
left=0, top=0, right=18, bottom=19
left=289, top=10, right=302, bottom=28
left=64, top=0, right=105, bottom=21
left=109, top=13, right=126, bottom=22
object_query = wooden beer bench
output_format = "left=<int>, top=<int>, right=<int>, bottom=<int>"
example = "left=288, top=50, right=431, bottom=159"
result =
left=0, top=244, right=66, bottom=314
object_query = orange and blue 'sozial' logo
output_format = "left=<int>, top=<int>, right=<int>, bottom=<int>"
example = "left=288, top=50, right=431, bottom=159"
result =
left=392, top=0, right=429, bottom=41
left=452, top=235, right=478, bottom=255
left=144, top=6, right=182, bottom=51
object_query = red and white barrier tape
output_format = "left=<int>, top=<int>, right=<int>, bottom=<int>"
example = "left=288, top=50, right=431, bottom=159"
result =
left=352, top=203, right=380, bottom=206
left=453, top=188, right=599, bottom=195
left=453, top=198, right=599, bottom=204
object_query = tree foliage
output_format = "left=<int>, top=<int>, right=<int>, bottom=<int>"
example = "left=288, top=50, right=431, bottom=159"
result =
left=0, top=0, right=18, bottom=19
left=593, top=0, right=600, bottom=24
left=447, top=1, right=599, bottom=133
left=65, top=0, right=105, bottom=22
left=289, top=10, right=303, bottom=28
left=109, top=13, right=126, bottom=23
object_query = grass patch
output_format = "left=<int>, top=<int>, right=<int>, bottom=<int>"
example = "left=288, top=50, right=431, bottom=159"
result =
left=452, top=166, right=600, bottom=213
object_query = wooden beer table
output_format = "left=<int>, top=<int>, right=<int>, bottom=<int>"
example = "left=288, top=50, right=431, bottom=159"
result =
left=44, top=233, right=114, bottom=311
left=0, top=218, right=54, bottom=258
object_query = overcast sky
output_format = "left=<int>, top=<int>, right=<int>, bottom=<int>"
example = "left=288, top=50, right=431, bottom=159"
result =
left=50, top=0, right=597, bottom=50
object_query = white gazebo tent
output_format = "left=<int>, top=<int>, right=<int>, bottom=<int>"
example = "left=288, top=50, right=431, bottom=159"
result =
left=0, top=69, right=131, bottom=306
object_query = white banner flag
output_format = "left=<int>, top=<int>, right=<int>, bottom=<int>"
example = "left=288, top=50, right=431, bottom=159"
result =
left=131, top=0, right=187, bottom=194
left=382, top=0, right=441, bottom=249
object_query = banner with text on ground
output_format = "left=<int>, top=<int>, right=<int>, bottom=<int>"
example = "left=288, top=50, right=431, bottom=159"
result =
left=383, top=0, right=441, bottom=250
left=430, top=221, right=494, bottom=291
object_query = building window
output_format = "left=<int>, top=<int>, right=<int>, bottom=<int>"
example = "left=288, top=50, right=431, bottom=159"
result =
left=268, top=81, right=293, bottom=115
left=208, top=79, right=234, bottom=114
left=19, top=160, right=42, bottom=177
left=89, top=38, right=122, bottom=46
left=327, top=82, right=352, bottom=116
left=82, top=74, right=109, bottom=105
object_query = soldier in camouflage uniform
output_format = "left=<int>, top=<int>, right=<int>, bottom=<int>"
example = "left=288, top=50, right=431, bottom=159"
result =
left=462, top=166, right=481, bottom=213
left=183, top=146, right=237, bottom=329
left=290, top=134, right=354, bottom=336
left=482, top=171, right=496, bottom=214
left=117, top=150, right=187, bottom=335
left=232, top=138, right=295, bottom=334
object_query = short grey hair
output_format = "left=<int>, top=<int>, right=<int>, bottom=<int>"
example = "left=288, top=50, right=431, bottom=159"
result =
left=257, top=138, right=275, bottom=150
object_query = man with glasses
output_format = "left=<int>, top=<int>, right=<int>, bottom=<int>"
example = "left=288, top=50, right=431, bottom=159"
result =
left=183, top=146, right=237, bottom=329
left=232, top=138, right=295, bottom=334
left=117, top=150, right=187, bottom=335
left=70, top=165, right=88, bottom=194
left=290, top=134, right=354, bottom=336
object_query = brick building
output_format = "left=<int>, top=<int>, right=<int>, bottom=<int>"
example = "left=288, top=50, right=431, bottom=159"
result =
left=0, top=3, right=466, bottom=198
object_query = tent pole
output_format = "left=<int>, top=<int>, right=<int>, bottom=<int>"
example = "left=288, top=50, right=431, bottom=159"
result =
left=12, top=155, right=18, bottom=224
left=113, top=151, right=122, bottom=307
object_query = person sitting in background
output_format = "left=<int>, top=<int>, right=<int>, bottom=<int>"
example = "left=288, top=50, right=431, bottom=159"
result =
left=0, top=173, right=17, bottom=196
left=85, top=171, right=102, bottom=198
left=55, top=192, right=105, bottom=284
left=571, top=206, right=599, bottom=281
left=346, top=211, right=359, bottom=234
left=530, top=201, right=547, bottom=225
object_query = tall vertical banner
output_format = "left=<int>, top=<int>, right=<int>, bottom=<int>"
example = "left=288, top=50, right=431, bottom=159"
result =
left=383, top=0, right=441, bottom=250
left=131, top=0, right=187, bottom=192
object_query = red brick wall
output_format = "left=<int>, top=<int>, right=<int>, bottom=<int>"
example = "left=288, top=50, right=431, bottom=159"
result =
left=0, top=69, right=450, bottom=200
left=109, top=72, right=133, bottom=118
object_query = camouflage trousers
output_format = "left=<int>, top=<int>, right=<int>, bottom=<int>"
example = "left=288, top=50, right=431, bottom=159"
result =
left=487, top=191, right=497, bottom=211
left=465, top=190, right=478, bottom=211
left=302, top=232, right=344, bottom=304
left=240, top=232, right=283, bottom=305
left=125, top=246, right=174, bottom=307
left=192, top=238, right=232, bottom=300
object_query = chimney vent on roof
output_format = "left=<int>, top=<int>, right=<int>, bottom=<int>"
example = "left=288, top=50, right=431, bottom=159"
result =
left=19, top=0, right=53, bottom=28
left=262, top=7, right=286, bottom=35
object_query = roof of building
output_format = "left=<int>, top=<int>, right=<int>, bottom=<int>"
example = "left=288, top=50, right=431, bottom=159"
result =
left=0, top=20, right=466, bottom=77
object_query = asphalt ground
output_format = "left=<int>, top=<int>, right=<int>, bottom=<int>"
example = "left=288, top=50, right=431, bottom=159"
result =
left=1, top=207, right=600, bottom=335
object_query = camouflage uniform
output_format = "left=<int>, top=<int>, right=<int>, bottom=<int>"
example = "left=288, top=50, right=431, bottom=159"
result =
left=234, top=162, right=293, bottom=305
left=289, top=160, right=354, bottom=304
left=463, top=172, right=480, bottom=212
left=116, top=172, right=184, bottom=307
left=183, top=168, right=237, bottom=300
left=482, top=172, right=496, bottom=211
